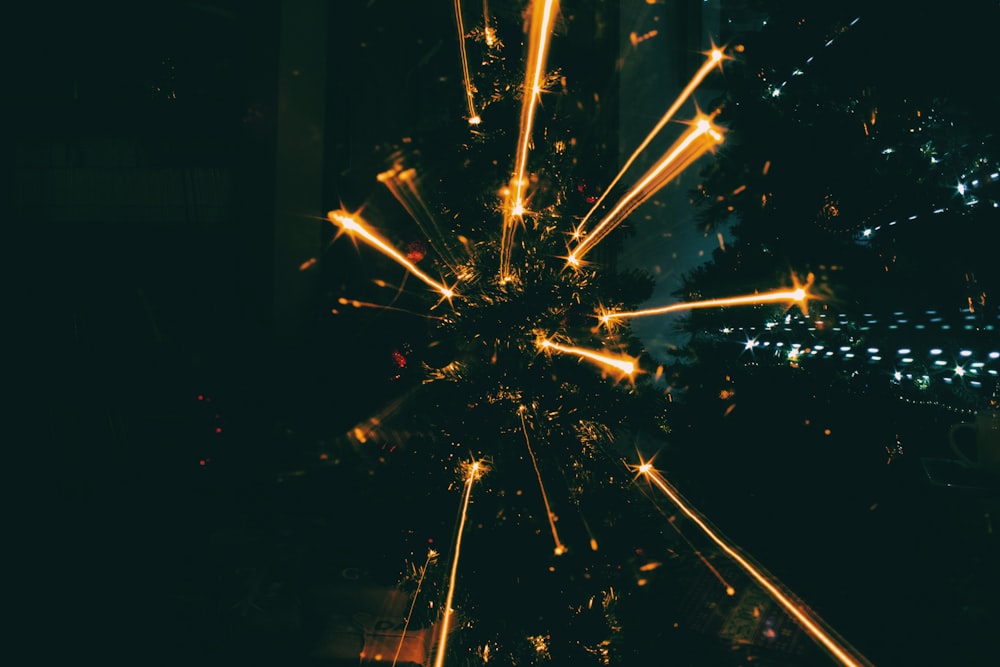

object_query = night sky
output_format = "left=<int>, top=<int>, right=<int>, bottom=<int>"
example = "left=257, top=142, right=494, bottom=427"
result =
left=12, top=2, right=1000, bottom=666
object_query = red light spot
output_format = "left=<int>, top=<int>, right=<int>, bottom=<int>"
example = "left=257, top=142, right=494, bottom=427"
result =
left=197, top=394, right=204, bottom=401
left=199, top=459, right=207, bottom=466
left=215, top=427, right=223, bottom=434
left=319, top=452, right=329, bottom=460
left=405, top=240, right=426, bottom=262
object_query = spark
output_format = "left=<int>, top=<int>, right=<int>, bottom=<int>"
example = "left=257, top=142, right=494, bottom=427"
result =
left=599, top=274, right=816, bottom=327
left=573, top=47, right=727, bottom=240
left=348, top=387, right=422, bottom=447
left=518, top=405, right=567, bottom=556
left=393, top=549, right=438, bottom=667
left=538, top=338, right=637, bottom=378
left=432, top=460, right=484, bottom=667
left=328, top=210, right=456, bottom=300
left=501, top=0, right=560, bottom=278
left=568, top=114, right=724, bottom=265
left=635, top=463, right=875, bottom=667
left=452, top=0, right=481, bottom=125
left=482, top=0, right=496, bottom=47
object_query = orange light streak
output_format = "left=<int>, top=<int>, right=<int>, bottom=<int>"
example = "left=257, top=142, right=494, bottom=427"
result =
left=452, top=0, right=481, bottom=125
left=328, top=210, right=456, bottom=300
left=378, top=165, right=462, bottom=271
left=636, top=463, right=875, bottom=667
left=538, top=338, right=636, bottom=378
left=393, top=549, right=438, bottom=667
left=500, top=0, right=560, bottom=278
left=568, top=115, right=723, bottom=265
left=600, top=277, right=815, bottom=326
left=432, top=461, right=482, bottom=667
left=518, top=406, right=567, bottom=555
left=574, top=47, right=726, bottom=239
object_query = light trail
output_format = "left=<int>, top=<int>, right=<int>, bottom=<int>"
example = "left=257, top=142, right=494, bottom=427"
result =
left=518, top=406, right=567, bottom=555
left=452, top=0, right=481, bottom=125
left=327, top=210, right=456, bottom=300
left=574, top=47, right=726, bottom=239
left=568, top=115, right=723, bottom=265
left=393, top=549, right=438, bottom=667
left=500, top=0, right=560, bottom=279
left=665, top=514, right=734, bottom=596
left=333, top=296, right=447, bottom=321
left=635, top=462, right=875, bottom=667
left=600, top=275, right=816, bottom=326
left=538, top=338, right=637, bottom=378
left=378, top=165, right=463, bottom=272
left=432, top=460, right=483, bottom=667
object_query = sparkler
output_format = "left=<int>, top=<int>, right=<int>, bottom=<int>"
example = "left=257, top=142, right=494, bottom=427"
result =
left=634, top=461, right=875, bottom=667
left=432, top=460, right=484, bottom=667
left=599, top=273, right=817, bottom=327
left=326, top=7, right=872, bottom=665
left=538, top=338, right=637, bottom=379
left=518, top=405, right=567, bottom=555
left=573, top=47, right=727, bottom=240
left=452, top=0, right=481, bottom=125
left=568, top=114, right=724, bottom=265
left=327, top=210, right=456, bottom=301
left=500, top=0, right=560, bottom=279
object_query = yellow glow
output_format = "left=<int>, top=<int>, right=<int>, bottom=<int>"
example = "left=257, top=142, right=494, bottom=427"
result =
left=573, top=47, right=727, bottom=242
left=453, top=0, right=481, bottom=125
left=637, top=464, right=874, bottom=667
left=570, top=114, right=724, bottom=263
left=519, top=406, right=567, bottom=556
left=328, top=210, right=456, bottom=300
left=501, top=0, right=560, bottom=277
left=539, top=338, right=637, bottom=377
left=600, top=274, right=816, bottom=325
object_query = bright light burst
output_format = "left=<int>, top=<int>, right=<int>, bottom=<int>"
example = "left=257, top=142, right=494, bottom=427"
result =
left=327, top=3, right=865, bottom=665
left=599, top=272, right=817, bottom=328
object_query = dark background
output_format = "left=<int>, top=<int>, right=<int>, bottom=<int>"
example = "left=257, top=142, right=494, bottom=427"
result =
left=9, top=2, right=999, bottom=665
